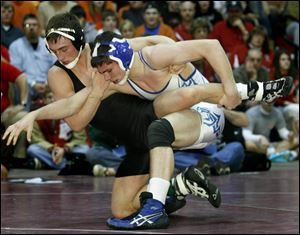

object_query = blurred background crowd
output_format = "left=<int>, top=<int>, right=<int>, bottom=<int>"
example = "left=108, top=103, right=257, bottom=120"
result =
left=1, top=1, right=299, bottom=180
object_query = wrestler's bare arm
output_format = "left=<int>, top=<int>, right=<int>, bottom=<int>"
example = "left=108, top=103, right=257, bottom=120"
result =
left=2, top=68, right=112, bottom=145
left=128, top=35, right=176, bottom=51
left=48, top=67, right=112, bottom=131
left=142, top=39, right=241, bottom=108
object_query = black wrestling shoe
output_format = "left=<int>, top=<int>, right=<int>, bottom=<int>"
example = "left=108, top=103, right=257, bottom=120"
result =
left=248, top=77, right=293, bottom=103
left=173, top=166, right=221, bottom=208
left=165, top=196, right=186, bottom=215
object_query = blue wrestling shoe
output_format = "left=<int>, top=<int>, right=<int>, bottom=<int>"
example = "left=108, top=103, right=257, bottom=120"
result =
left=173, top=166, right=221, bottom=208
left=107, top=192, right=169, bottom=230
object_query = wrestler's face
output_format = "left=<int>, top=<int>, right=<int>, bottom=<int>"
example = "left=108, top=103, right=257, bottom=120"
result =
left=48, top=36, right=78, bottom=65
left=96, top=61, right=126, bottom=85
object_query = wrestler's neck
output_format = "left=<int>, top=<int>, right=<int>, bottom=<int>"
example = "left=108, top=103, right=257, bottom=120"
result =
left=127, top=52, right=145, bottom=81
left=72, top=44, right=90, bottom=70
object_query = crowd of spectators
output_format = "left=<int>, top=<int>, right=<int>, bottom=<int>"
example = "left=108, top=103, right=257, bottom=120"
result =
left=1, top=1, right=299, bottom=180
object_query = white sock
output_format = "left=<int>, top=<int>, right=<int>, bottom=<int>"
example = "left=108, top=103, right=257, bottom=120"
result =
left=236, top=83, right=248, bottom=100
left=147, top=177, right=170, bottom=205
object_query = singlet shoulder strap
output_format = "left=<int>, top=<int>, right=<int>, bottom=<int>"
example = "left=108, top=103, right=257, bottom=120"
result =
left=54, top=61, right=85, bottom=92
left=138, top=49, right=157, bottom=71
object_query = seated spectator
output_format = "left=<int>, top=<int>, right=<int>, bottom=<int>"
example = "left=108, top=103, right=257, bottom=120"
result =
left=1, top=1, right=24, bottom=48
left=269, top=49, right=299, bottom=107
left=135, top=2, right=176, bottom=40
left=118, top=1, right=144, bottom=27
left=208, top=1, right=254, bottom=55
left=242, top=102, right=298, bottom=158
left=282, top=84, right=299, bottom=132
left=174, top=1, right=196, bottom=41
left=97, top=10, right=121, bottom=35
left=119, top=19, right=136, bottom=39
left=9, top=13, right=56, bottom=111
left=70, top=5, right=98, bottom=43
left=283, top=85, right=299, bottom=159
left=190, top=18, right=215, bottom=82
left=229, top=25, right=275, bottom=71
left=196, top=1, right=223, bottom=26
left=27, top=87, right=90, bottom=170
left=1, top=56, right=28, bottom=167
left=86, top=126, right=124, bottom=177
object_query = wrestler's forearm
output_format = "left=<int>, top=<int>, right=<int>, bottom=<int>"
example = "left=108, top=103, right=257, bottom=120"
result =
left=65, top=91, right=103, bottom=131
left=199, top=40, right=236, bottom=92
left=34, top=88, right=90, bottom=121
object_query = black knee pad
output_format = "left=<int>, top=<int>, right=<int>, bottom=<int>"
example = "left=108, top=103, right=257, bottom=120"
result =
left=147, top=118, right=175, bottom=149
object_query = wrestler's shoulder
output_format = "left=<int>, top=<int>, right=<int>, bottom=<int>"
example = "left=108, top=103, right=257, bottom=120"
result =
left=48, top=65, right=69, bottom=79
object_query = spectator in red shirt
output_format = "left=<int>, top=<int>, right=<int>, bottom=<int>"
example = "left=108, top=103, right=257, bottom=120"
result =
left=1, top=57, right=28, bottom=166
left=174, top=1, right=196, bottom=41
left=1, top=59, right=28, bottom=112
left=229, top=25, right=275, bottom=71
left=270, top=49, right=299, bottom=107
left=209, top=1, right=254, bottom=55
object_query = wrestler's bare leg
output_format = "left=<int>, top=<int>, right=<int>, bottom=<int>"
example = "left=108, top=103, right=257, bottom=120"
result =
left=110, top=110, right=200, bottom=218
left=111, top=175, right=148, bottom=218
left=153, top=83, right=224, bottom=118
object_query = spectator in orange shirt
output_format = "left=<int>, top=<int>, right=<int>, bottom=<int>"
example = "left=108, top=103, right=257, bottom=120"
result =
left=135, top=2, right=176, bottom=40
left=80, top=1, right=117, bottom=30
left=11, top=1, right=38, bottom=30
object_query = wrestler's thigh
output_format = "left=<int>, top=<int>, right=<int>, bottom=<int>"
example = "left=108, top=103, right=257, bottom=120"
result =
left=111, top=174, right=149, bottom=218
left=163, top=109, right=201, bottom=148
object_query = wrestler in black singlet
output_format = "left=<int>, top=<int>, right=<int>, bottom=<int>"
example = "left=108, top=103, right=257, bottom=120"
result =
left=54, top=61, right=157, bottom=177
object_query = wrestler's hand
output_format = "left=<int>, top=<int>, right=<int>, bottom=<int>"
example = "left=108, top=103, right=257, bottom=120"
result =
left=2, top=111, right=38, bottom=146
left=219, top=87, right=241, bottom=110
left=91, top=70, right=110, bottom=98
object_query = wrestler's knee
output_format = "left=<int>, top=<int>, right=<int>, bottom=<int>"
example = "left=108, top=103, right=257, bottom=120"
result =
left=147, top=119, right=175, bottom=149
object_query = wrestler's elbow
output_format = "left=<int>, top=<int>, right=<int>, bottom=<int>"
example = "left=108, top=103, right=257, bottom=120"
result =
left=64, top=118, right=85, bottom=132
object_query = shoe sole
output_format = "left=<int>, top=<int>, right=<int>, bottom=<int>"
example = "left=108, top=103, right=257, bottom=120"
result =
left=280, top=76, right=293, bottom=97
left=107, top=216, right=169, bottom=230
left=183, top=166, right=221, bottom=208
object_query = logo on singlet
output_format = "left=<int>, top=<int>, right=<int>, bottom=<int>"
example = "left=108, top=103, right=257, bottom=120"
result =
left=197, top=107, right=222, bottom=137
left=180, top=78, right=197, bottom=87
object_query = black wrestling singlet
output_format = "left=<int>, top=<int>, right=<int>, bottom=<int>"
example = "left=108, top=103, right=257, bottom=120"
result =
left=54, top=61, right=157, bottom=176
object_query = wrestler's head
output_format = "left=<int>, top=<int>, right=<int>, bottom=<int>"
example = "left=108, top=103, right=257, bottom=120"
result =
left=91, top=31, right=134, bottom=85
left=45, top=13, right=86, bottom=69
